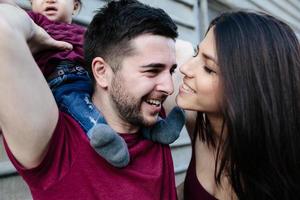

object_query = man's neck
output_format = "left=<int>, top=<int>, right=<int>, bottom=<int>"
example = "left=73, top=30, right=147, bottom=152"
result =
left=92, top=92, right=140, bottom=134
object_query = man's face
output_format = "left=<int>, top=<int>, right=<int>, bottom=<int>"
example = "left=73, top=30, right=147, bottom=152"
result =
left=109, top=34, right=177, bottom=127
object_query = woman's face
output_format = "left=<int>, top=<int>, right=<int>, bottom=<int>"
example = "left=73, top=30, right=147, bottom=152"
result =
left=176, top=28, right=222, bottom=114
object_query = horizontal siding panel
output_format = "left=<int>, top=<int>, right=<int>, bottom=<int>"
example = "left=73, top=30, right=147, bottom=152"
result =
left=214, top=0, right=261, bottom=10
left=271, top=0, right=300, bottom=21
left=249, top=0, right=300, bottom=31
left=0, top=161, right=16, bottom=177
left=171, top=127, right=191, bottom=147
left=171, top=143, right=191, bottom=185
left=16, top=0, right=30, bottom=8
left=216, top=0, right=300, bottom=35
left=171, top=142, right=191, bottom=173
left=175, top=171, right=187, bottom=186
left=174, top=0, right=194, bottom=7
left=74, top=0, right=105, bottom=24
left=0, top=175, right=31, bottom=200
left=288, top=0, right=300, bottom=11
left=141, top=0, right=196, bottom=29
left=177, top=24, right=198, bottom=43
left=0, top=136, right=7, bottom=160
left=0, top=137, right=18, bottom=177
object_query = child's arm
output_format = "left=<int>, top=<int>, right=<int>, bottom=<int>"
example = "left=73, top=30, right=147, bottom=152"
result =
left=0, top=3, right=69, bottom=169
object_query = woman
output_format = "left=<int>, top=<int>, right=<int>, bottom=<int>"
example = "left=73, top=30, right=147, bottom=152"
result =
left=177, top=11, right=300, bottom=199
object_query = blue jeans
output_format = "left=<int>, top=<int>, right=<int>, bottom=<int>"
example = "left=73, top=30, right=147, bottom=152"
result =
left=48, top=61, right=107, bottom=137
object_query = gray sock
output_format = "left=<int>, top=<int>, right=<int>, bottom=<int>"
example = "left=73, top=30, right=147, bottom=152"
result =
left=89, top=124, right=130, bottom=168
left=143, top=107, right=185, bottom=144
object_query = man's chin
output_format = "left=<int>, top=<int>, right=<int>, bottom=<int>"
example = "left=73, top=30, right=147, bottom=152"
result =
left=141, top=115, right=159, bottom=127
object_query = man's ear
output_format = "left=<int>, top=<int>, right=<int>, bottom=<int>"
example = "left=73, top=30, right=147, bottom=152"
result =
left=92, top=57, right=111, bottom=89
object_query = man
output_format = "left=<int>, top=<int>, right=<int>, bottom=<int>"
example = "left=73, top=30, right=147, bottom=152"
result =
left=0, top=0, right=178, bottom=199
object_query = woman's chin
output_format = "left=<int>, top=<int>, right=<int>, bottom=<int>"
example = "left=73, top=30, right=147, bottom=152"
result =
left=176, top=95, right=203, bottom=112
left=176, top=96, right=189, bottom=110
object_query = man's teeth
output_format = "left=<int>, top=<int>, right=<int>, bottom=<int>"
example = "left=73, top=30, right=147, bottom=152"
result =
left=182, top=83, right=195, bottom=93
left=146, top=99, right=161, bottom=106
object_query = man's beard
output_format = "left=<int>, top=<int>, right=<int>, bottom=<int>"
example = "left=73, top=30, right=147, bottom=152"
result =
left=110, top=73, right=150, bottom=127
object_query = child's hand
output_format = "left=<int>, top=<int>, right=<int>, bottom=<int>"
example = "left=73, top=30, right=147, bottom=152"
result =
left=28, top=22, right=73, bottom=54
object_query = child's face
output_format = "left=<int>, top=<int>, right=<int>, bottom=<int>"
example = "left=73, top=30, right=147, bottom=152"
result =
left=31, top=0, right=80, bottom=23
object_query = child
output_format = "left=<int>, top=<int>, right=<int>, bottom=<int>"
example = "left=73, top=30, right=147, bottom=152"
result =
left=25, top=0, right=185, bottom=167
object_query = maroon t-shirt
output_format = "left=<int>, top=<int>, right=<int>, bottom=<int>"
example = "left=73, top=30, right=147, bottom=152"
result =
left=4, top=112, right=177, bottom=200
left=28, top=11, right=85, bottom=78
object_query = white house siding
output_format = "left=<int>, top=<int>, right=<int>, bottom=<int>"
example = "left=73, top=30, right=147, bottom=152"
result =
left=208, top=0, right=300, bottom=37
left=0, top=0, right=299, bottom=199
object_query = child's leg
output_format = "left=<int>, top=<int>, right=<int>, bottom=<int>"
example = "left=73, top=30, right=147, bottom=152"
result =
left=142, top=106, right=185, bottom=144
left=49, top=64, right=129, bottom=167
left=60, top=92, right=129, bottom=167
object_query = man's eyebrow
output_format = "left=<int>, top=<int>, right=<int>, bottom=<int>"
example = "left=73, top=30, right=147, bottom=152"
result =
left=140, top=63, right=177, bottom=72
left=140, top=63, right=167, bottom=68
left=202, top=52, right=218, bottom=64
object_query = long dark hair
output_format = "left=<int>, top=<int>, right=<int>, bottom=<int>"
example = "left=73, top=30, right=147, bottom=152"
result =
left=196, top=11, right=300, bottom=199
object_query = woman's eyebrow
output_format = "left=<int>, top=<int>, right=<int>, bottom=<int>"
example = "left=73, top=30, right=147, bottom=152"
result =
left=202, top=52, right=217, bottom=64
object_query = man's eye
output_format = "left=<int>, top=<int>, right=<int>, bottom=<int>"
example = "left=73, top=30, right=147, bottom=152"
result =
left=146, top=69, right=158, bottom=73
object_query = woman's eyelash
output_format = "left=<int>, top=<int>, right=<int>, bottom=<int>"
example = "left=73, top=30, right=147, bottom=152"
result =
left=193, top=45, right=199, bottom=57
left=204, top=66, right=215, bottom=74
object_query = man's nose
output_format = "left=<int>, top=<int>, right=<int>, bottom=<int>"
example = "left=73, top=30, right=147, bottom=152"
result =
left=156, top=73, right=174, bottom=95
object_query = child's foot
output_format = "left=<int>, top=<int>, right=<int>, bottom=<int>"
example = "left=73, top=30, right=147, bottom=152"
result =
left=89, top=124, right=130, bottom=167
left=143, top=107, right=185, bottom=144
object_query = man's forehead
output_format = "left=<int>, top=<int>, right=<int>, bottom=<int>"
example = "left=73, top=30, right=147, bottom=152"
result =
left=117, top=34, right=176, bottom=71
left=130, top=34, right=175, bottom=50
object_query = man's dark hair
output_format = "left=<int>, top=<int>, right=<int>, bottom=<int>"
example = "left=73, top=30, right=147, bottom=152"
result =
left=84, top=0, right=178, bottom=86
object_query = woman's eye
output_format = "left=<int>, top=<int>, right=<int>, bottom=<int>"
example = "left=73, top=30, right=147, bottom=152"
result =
left=204, top=66, right=215, bottom=74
